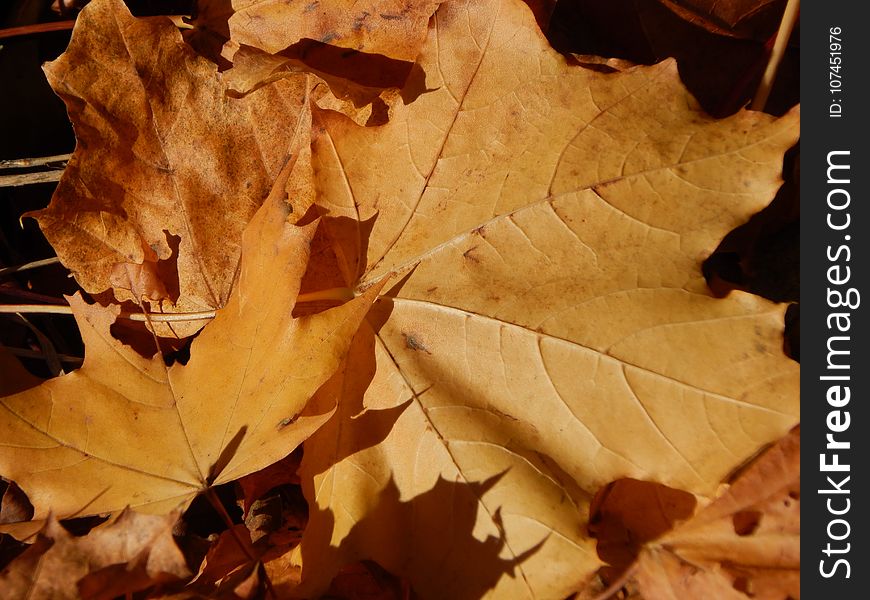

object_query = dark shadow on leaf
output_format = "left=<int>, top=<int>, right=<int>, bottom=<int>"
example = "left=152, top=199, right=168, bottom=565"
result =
left=207, top=426, right=248, bottom=485
left=301, top=474, right=543, bottom=599
left=285, top=39, right=415, bottom=90
left=588, top=478, right=695, bottom=586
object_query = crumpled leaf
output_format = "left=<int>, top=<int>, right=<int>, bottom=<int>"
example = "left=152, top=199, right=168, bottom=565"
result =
left=229, top=0, right=444, bottom=62
left=34, top=0, right=314, bottom=335
left=633, top=427, right=800, bottom=599
left=0, top=164, right=382, bottom=522
left=291, top=0, right=800, bottom=597
left=223, top=46, right=402, bottom=127
left=0, top=509, right=189, bottom=599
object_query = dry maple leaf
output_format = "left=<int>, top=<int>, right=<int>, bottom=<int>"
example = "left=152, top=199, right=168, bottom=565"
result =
left=33, top=0, right=314, bottom=335
left=0, top=167, right=382, bottom=522
left=632, top=427, right=800, bottom=599
left=270, top=0, right=803, bottom=597
left=223, top=46, right=403, bottom=128
left=229, top=0, right=444, bottom=62
left=0, top=509, right=188, bottom=599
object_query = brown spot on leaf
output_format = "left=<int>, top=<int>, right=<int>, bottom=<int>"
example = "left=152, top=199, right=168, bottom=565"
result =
left=732, top=510, right=762, bottom=536
left=402, top=333, right=431, bottom=354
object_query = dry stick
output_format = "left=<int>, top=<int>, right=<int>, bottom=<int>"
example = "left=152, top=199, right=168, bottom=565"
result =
left=0, top=287, right=356, bottom=321
left=2, top=345, right=82, bottom=365
left=0, top=154, right=71, bottom=169
left=0, top=20, right=76, bottom=40
left=0, top=170, right=64, bottom=187
left=751, top=0, right=800, bottom=111
left=0, top=16, right=191, bottom=41
left=14, top=314, right=64, bottom=376
left=0, top=257, right=61, bottom=277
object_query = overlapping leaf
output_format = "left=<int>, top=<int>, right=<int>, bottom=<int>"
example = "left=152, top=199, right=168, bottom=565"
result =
left=0, top=510, right=188, bottom=599
left=0, top=0, right=799, bottom=597
left=287, top=0, right=800, bottom=597
left=230, top=0, right=444, bottom=61
left=633, top=427, right=800, bottom=598
left=0, top=166, right=381, bottom=521
left=35, top=0, right=314, bottom=335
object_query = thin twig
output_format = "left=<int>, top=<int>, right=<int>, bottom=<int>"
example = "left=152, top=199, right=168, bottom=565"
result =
left=0, top=170, right=63, bottom=188
left=0, top=257, right=61, bottom=277
left=0, top=154, right=71, bottom=169
left=0, top=287, right=356, bottom=321
left=0, top=287, right=69, bottom=305
left=0, top=20, right=76, bottom=41
left=2, top=345, right=82, bottom=365
left=751, top=0, right=800, bottom=111
left=15, top=314, right=64, bottom=376
left=0, top=304, right=71, bottom=316
left=0, top=304, right=216, bottom=321
left=0, top=17, right=191, bottom=41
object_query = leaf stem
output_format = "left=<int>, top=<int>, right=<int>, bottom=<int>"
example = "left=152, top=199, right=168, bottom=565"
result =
left=0, top=257, right=61, bottom=277
left=203, top=488, right=276, bottom=599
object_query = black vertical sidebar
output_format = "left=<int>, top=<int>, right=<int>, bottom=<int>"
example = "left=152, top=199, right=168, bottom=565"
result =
left=802, top=1, right=870, bottom=595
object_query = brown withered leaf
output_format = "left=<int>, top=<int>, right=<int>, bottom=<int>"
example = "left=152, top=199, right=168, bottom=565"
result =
left=0, top=165, right=382, bottom=523
left=289, top=0, right=800, bottom=597
left=236, top=451, right=301, bottom=518
left=632, top=427, right=800, bottom=599
left=191, top=524, right=257, bottom=591
left=34, top=0, right=313, bottom=336
left=229, top=0, right=444, bottom=62
left=655, top=0, right=787, bottom=38
left=0, top=510, right=189, bottom=599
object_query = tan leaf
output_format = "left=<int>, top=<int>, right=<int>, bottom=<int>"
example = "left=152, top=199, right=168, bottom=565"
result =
left=229, top=0, right=444, bottom=62
left=0, top=509, right=189, bottom=600
left=223, top=46, right=402, bottom=128
left=34, top=0, right=313, bottom=336
left=633, top=427, right=800, bottom=599
left=293, top=0, right=799, bottom=597
left=0, top=166, right=382, bottom=521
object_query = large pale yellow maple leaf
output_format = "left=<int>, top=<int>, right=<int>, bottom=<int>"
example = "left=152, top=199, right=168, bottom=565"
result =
left=0, top=167, right=381, bottom=522
left=279, top=0, right=801, bottom=597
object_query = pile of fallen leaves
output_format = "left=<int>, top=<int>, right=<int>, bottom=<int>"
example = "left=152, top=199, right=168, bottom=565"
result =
left=0, top=0, right=799, bottom=597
